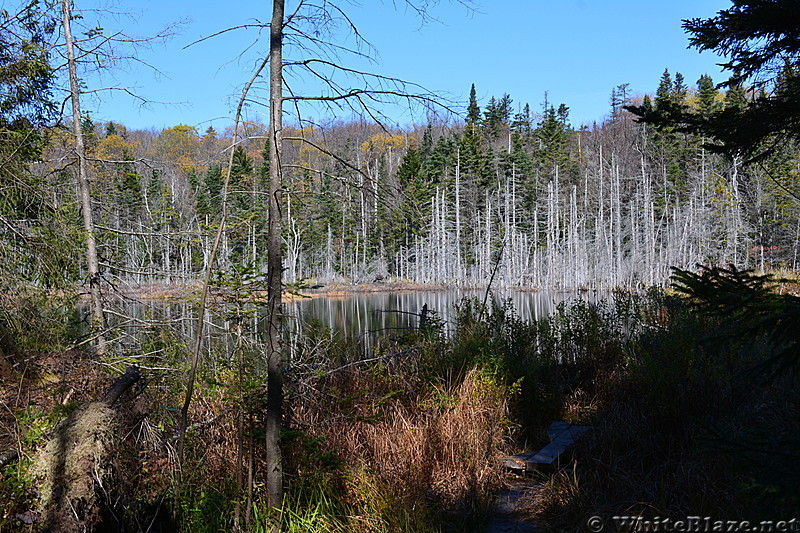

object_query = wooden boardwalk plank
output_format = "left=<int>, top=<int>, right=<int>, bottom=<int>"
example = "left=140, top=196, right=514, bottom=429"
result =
left=502, top=422, right=591, bottom=473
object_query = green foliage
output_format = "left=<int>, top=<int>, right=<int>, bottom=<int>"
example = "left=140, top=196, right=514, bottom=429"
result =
left=625, top=1, right=800, bottom=158
left=0, top=283, right=78, bottom=352
left=626, top=291, right=733, bottom=427
left=466, top=83, right=480, bottom=125
left=177, top=484, right=236, bottom=533
left=0, top=404, right=67, bottom=530
left=522, top=283, right=800, bottom=528
left=441, top=295, right=634, bottom=439
left=0, top=2, right=54, bottom=128
left=230, top=145, right=256, bottom=214
left=610, top=268, right=800, bottom=515
left=384, top=146, right=431, bottom=263
left=198, top=164, right=224, bottom=216
left=483, top=93, right=512, bottom=138
left=0, top=455, right=36, bottom=530
left=0, top=4, right=82, bottom=293
left=277, top=429, right=348, bottom=532
left=535, top=103, right=575, bottom=179
left=114, top=164, right=144, bottom=221
left=697, top=74, right=720, bottom=117
left=672, top=264, right=800, bottom=380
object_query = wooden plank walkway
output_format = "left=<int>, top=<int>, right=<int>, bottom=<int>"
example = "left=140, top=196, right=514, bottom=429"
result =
left=502, top=421, right=591, bottom=473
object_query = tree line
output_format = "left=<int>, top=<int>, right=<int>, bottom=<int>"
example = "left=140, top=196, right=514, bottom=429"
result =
left=6, top=79, right=798, bottom=294
left=3, top=2, right=799, bottom=299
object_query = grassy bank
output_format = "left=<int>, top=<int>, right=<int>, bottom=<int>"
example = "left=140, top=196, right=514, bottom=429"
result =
left=2, top=269, right=799, bottom=531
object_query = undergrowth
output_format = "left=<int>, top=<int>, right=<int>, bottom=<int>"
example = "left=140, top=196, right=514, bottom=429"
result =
left=6, top=275, right=799, bottom=531
left=524, top=271, right=800, bottom=530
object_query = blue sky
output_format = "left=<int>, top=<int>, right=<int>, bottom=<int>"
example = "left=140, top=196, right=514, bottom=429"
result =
left=77, top=0, right=732, bottom=132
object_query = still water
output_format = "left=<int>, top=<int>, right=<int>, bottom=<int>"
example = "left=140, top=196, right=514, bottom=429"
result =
left=285, top=289, right=606, bottom=341
left=99, top=289, right=607, bottom=358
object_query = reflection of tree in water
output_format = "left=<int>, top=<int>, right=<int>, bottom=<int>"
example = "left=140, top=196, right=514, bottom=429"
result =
left=91, top=290, right=606, bottom=364
left=285, top=289, right=607, bottom=349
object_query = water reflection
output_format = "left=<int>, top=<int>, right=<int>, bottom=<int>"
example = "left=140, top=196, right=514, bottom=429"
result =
left=91, top=289, right=607, bottom=359
left=286, top=289, right=606, bottom=343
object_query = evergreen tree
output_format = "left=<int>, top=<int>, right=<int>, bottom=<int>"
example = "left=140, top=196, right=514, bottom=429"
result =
left=387, top=146, right=430, bottom=267
left=0, top=3, right=82, bottom=288
left=697, top=74, right=720, bottom=117
left=421, top=133, right=455, bottom=183
left=114, top=163, right=143, bottom=222
left=497, top=93, right=513, bottom=123
left=724, top=81, right=748, bottom=110
left=484, top=93, right=513, bottom=139
left=632, top=1, right=800, bottom=158
left=483, top=96, right=501, bottom=137
left=512, top=103, right=533, bottom=143
left=610, top=83, right=630, bottom=116
left=466, top=83, right=481, bottom=125
left=655, top=69, right=674, bottom=110
left=672, top=71, right=688, bottom=104
left=230, top=145, right=254, bottom=213
left=641, top=94, right=653, bottom=114
left=200, top=165, right=224, bottom=216
left=535, top=103, right=573, bottom=178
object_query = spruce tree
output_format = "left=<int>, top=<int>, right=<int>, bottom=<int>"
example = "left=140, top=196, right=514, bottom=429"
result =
left=535, top=103, right=574, bottom=180
left=466, top=83, right=481, bottom=125
left=483, top=96, right=500, bottom=137
left=697, top=74, right=720, bottom=117
left=724, top=81, right=748, bottom=110
left=673, top=71, right=688, bottom=104
left=631, top=1, right=800, bottom=158
left=655, top=69, right=674, bottom=110
left=201, top=165, right=224, bottom=216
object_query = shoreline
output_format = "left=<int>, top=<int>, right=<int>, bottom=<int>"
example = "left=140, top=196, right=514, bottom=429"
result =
left=123, top=280, right=613, bottom=303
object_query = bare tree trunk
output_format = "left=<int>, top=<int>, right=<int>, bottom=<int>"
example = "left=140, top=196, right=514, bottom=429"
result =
left=266, top=0, right=285, bottom=512
left=62, top=0, right=105, bottom=354
left=455, top=150, right=462, bottom=279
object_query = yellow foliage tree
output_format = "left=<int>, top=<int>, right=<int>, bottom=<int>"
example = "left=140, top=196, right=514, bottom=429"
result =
left=151, top=125, right=200, bottom=172
left=360, top=131, right=407, bottom=159
left=94, top=134, right=140, bottom=161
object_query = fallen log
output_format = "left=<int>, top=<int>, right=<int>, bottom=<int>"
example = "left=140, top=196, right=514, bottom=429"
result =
left=0, top=320, right=19, bottom=381
left=31, top=365, right=144, bottom=532
left=0, top=449, right=19, bottom=469
left=101, top=365, right=142, bottom=406
left=0, top=366, right=142, bottom=473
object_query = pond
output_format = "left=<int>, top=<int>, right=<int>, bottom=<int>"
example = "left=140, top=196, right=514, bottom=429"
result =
left=93, top=288, right=609, bottom=360
left=285, top=288, right=607, bottom=341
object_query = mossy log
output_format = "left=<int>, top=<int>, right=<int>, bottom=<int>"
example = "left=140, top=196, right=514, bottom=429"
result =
left=32, top=365, right=143, bottom=532
left=101, top=365, right=142, bottom=406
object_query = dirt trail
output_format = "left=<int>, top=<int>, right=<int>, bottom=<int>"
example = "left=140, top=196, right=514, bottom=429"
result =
left=485, top=480, right=541, bottom=533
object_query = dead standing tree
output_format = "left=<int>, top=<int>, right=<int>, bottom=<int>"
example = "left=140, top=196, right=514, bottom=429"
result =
left=175, top=0, right=474, bottom=524
left=55, top=1, right=175, bottom=354
left=60, top=0, right=105, bottom=353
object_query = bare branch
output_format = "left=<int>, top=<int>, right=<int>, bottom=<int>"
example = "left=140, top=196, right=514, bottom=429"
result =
left=95, top=224, right=200, bottom=237
left=284, top=135, right=368, bottom=179
left=183, top=23, right=270, bottom=50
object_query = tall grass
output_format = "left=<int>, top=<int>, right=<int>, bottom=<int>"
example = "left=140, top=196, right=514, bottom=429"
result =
left=284, top=362, right=514, bottom=531
left=24, top=285, right=792, bottom=532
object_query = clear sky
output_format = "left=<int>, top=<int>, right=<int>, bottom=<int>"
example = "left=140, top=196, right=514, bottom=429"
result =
left=76, top=0, right=733, bottom=132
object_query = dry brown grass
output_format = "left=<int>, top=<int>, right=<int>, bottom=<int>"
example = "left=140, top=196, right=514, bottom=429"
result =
left=290, top=366, right=514, bottom=531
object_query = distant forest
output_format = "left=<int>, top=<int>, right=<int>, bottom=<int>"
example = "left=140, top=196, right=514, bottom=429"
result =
left=9, top=74, right=799, bottom=290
